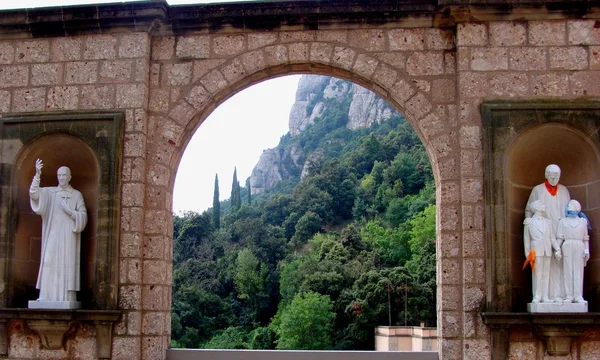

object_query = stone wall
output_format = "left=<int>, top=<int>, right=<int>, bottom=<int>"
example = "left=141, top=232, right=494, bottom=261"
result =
left=0, top=1, right=599, bottom=359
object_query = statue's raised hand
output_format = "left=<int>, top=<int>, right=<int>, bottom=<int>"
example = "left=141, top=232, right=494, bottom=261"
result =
left=35, top=159, right=43, bottom=176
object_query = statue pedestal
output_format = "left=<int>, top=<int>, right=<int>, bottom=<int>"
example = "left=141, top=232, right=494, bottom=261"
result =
left=528, top=302, right=587, bottom=313
left=28, top=301, right=81, bottom=310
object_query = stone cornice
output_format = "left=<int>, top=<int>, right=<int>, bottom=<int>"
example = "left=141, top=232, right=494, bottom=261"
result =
left=1, top=0, right=600, bottom=38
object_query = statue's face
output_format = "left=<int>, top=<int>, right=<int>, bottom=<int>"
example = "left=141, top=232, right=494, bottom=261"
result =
left=57, top=167, right=71, bottom=187
left=546, top=171, right=560, bottom=186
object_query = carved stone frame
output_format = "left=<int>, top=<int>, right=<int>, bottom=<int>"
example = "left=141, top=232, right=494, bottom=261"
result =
left=0, top=111, right=124, bottom=310
left=482, top=100, right=600, bottom=358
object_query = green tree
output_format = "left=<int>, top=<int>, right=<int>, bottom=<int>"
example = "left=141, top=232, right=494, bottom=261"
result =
left=273, top=292, right=335, bottom=350
left=246, top=178, right=252, bottom=205
left=231, top=167, right=242, bottom=211
left=234, top=248, right=269, bottom=323
left=213, top=174, right=220, bottom=229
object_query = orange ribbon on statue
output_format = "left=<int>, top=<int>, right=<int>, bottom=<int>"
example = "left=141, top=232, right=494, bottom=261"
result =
left=522, top=249, right=536, bottom=272
left=544, top=180, right=558, bottom=196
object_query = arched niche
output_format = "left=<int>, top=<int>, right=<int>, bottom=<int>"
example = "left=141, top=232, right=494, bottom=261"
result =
left=10, top=133, right=99, bottom=308
left=506, top=123, right=600, bottom=310
left=0, top=112, right=124, bottom=310
left=483, top=101, right=600, bottom=313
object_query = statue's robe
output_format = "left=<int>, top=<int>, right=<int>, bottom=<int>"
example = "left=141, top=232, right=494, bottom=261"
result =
left=30, top=177, right=87, bottom=302
left=526, top=183, right=570, bottom=300
left=557, top=216, right=589, bottom=302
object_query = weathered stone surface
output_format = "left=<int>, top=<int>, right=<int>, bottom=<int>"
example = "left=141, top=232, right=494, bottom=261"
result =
left=248, top=33, right=278, bottom=50
left=352, top=54, right=378, bottom=78
left=388, top=28, right=425, bottom=51
left=66, top=61, right=98, bottom=84
left=288, top=43, right=309, bottom=63
left=152, top=37, right=175, bottom=60
left=490, top=22, right=526, bottom=46
left=47, top=86, right=79, bottom=110
left=405, top=92, right=432, bottom=119
left=142, top=312, right=165, bottom=335
left=463, top=339, right=491, bottom=360
left=509, top=47, right=546, bottom=70
left=406, top=51, right=444, bottom=75
left=112, top=336, right=141, bottom=360
left=15, top=40, right=50, bottom=63
left=0, top=42, right=15, bottom=64
left=457, top=23, right=487, bottom=46
left=84, top=35, right=117, bottom=60
left=471, top=47, right=508, bottom=71
left=570, top=71, right=600, bottom=96
left=531, top=72, right=569, bottom=96
left=100, top=60, right=134, bottom=83
left=317, top=30, right=348, bottom=43
left=51, top=37, right=81, bottom=61
left=489, top=73, right=528, bottom=97
left=117, top=84, right=147, bottom=108
left=440, top=205, right=460, bottom=232
left=549, top=46, right=588, bottom=70
left=440, top=284, right=460, bottom=311
left=12, top=87, right=45, bottom=112
left=120, top=33, right=149, bottom=58
left=464, top=258, right=485, bottom=284
left=427, top=28, right=454, bottom=50
left=176, top=36, right=210, bottom=59
left=201, top=69, right=228, bottom=94
left=213, top=34, right=246, bottom=56
left=31, top=63, right=62, bottom=85
left=241, top=50, right=265, bottom=73
left=0, top=90, right=9, bottom=112
left=310, top=42, right=333, bottom=64
left=459, top=72, right=488, bottom=98
left=440, top=311, right=461, bottom=337
left=432, top=78, right=456, bottom=103
left=529, top=21, right=566, bottom=46
left=508, top=342, right=537, bottom=359
left=280, top=31, right=315, bottom=43
left=164, top=62, right=193, bottom=86
left=264, top=45, right=288, bottom=67
left=568, top=20, right=600, bottom=45
left=0, top=65, right=28, bottom=87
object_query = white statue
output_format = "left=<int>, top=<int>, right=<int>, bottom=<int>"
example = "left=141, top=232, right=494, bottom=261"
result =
left=526, top=164, right=570, bottom=302
left=523, top=200, right=559, bottom=303
left=28, top=159, right=87, bottom=309
left=556, top=200, right=589, bottom=304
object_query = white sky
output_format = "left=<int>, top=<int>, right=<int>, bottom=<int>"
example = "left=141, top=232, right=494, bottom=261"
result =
left=0, top=0, right=301, bottom=214
left=174, top=76, right=301, bottom=213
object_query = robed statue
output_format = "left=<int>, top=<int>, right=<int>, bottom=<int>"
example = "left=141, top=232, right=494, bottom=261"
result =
left=28, top=159, right=87, bottom=309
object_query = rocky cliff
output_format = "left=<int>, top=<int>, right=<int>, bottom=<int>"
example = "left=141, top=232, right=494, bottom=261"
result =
left=250, top=75, right=399, bottom=194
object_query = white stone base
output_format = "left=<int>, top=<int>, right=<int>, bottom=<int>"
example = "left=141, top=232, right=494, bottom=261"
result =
left=528, top=301, right=587, bottom=313
left=28, top=300, right=81, bottom=310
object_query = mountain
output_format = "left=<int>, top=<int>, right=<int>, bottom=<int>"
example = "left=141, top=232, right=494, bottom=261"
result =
left=250, top=75, right=398, bottom=194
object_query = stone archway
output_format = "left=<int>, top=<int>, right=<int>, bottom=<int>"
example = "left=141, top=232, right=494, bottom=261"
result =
left=143, top=31, right=469, bottom=359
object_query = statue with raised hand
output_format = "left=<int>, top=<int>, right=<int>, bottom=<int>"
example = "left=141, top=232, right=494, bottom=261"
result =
left=28, top=159, right=87, bottom=309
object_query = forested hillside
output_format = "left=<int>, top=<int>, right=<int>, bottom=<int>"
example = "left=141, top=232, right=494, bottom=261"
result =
left=171, top=76, right=436, bottom=350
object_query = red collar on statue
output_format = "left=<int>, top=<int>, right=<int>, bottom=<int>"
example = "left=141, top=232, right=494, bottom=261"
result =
left=545, top=180, right=558, bottom=196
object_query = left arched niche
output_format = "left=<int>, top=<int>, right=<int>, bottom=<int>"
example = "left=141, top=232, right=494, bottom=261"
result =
left=11, top=133, right=99, bottom=308
left=0, top=112, right=124, bottom=309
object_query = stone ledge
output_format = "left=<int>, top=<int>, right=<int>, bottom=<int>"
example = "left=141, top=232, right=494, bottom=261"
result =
left=0, top=308, right=121, bottom=359
left=482, top=312, right=600, bottom=356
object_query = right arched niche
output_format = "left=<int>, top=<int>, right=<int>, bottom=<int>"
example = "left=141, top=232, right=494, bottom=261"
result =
left=483, top=101, right=600, bottom=313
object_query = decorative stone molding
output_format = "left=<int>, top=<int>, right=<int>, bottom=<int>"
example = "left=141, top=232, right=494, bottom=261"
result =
left=482, top=312, right=600, bottom=357
left=0, top=309, right=121, bottom=359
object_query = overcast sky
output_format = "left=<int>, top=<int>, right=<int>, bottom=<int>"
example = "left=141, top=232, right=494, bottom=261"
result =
left=0, top=0, right=301, bottom=213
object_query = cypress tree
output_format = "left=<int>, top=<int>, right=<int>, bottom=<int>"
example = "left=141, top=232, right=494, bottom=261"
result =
left=213, top=174, right=220, bottom=229
left=246, top=178, right=252, bottom=205
left=231, top=167, right=241, bottom=211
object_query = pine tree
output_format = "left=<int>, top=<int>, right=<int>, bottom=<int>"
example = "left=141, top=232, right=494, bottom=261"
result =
left=213, top=174, right=220, bottom=229
left=231, top=167, right=241, bottom=211
left=246, top=178, right=252, bottom=205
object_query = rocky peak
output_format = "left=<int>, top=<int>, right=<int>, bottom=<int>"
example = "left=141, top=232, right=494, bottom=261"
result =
left=251, top=75, right=399, bottom=194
